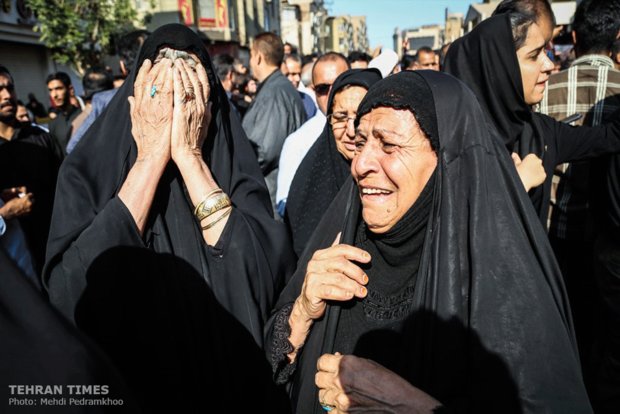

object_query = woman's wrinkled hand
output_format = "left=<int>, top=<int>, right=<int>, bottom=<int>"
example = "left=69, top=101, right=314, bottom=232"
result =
left=171, top=58, right=212, bottom=163
left=128, top=58, right=174, bottom=163
left=512, top=152, right=546, bottom=192
left=296, top=234, right=370, bottom=322
left=316, top=353, right=442, bottom=414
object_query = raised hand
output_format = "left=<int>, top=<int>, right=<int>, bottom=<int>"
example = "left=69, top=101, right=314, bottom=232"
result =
left=296, top=235, right=370, bottom=321
left=171, top=58, right=212, bottom=163
left=127, top=58, right=174, bottom=163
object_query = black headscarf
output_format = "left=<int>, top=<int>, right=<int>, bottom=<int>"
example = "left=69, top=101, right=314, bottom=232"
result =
left=286, top=68, right=382, bottom=257
left=44, top=24, right=294, bottom=412
left=443, top=14, right=547, bottom=215
left=266, top=71, right=591, bottom=413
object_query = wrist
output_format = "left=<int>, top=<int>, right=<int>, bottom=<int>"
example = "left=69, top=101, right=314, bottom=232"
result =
left=291, top=297, right=314, bottom=328
left=173, top=152, right=205, bottom=171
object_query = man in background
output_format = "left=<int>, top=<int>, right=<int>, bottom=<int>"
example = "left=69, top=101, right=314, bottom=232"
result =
left=276, top=52, right=349, bottom=216
left=47, top=71, right=81, bottom=153
left=281, top=53, right=316, bottom=118
left=538, top=1, right=620, bottom=410
left=0, top=65, right=61, bottom=277
left=242, top=32, right=306, bottom=211
left=412, top=46, right=439, bottom=71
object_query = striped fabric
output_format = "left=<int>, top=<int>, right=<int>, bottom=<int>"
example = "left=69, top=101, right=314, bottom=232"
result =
left=539, top=55, right=620, bottom=239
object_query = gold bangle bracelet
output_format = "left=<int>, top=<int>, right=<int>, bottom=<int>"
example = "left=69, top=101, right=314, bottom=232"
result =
left=201, top=207, right=232, bottom=230
left=195, top=192, right=231, bottom=222
left=194, top=188, right=223, bottom=217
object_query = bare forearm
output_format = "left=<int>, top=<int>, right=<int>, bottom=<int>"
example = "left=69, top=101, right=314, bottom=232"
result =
left=118, top=157, right=167, bottom=235
left=287, top=298, right=314, bottom=363
left=176, top=155, right=231, bottom=246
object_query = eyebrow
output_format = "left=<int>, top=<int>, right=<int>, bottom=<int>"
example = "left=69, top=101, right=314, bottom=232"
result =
left=373, top=127, right=403, bottom=138
left=529, top=44, right=546, bottom=56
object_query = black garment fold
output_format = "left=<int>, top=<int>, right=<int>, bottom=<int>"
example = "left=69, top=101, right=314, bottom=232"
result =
left=266, top=70, right=591, bottom=413
left=0, top=248, right=138, bottom=413
left=286, top=68, right=382, bottom=257
left=43, top=24, right=294, bottom=412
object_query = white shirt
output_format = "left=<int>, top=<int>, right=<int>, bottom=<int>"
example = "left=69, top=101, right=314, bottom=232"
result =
left=276, top=111, right=326, bottom=207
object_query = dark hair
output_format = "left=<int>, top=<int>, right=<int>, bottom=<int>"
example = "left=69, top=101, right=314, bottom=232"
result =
left=415, top=46, right=435, bottom=60
left=302, top=53, right=318, bottom=66
left=0, top=64, right=13, bottom=84
left=613, top=38, right=620, bottom=57
left=284, top=42, right=298, bottom=54
left=284, top=53, right=302, bottom=66
left=493, top=0, right=556, bottom=50
left=347, top=51, right=371, bottom=64
left=253, top=32, right=284, bottom=66
left=82, top=66, right=113, bottom=101
left=116, top=30, right=150, bottom=74
left=401, top=54, right=416, bottom=70
left=572, top=0, right=620, bottom=55
left=212, top=54, right=235, bottom=82
left=46, top=71, right=72, bottom=87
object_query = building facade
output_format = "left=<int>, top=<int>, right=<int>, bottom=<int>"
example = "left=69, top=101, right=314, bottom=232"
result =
left=394, top=24, right=443, bottom=56
left=280, top=0, right=326, bottom=55
left=323, top=15, right=368, bottom=55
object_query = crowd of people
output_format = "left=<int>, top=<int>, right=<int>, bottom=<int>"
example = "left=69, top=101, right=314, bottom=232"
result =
left=1, top=0, right=620, bottom=413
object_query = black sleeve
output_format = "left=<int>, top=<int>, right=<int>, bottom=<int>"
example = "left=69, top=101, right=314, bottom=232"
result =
left=45, top=196, right=144, bottom=321
left=266, top=303, right=302, bottom=384
left=539, top=109, right=620, bottom=164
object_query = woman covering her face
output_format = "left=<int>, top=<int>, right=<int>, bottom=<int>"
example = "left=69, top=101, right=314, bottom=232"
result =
left=444, top=9, right=620, bottom=226
left=286, top=69, right=382, bottom=257
left=266, top=71, right=591, bottom=413
left=43, top=24, right=295, bottom=411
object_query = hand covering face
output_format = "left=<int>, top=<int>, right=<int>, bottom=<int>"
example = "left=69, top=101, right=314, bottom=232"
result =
left=43, top=24, right=295, bottom=412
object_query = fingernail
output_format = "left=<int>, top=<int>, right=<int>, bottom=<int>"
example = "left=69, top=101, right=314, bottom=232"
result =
left=359, top=286, right=367, bottom=296
left=362, top=274, right=368, bottom=284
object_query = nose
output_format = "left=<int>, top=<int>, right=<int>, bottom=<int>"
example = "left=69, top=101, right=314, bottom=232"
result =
left=541, top=52, right=554, bottom=73
left=345, top=118, right=356, bottom=138
left=353, top=140, right=380, bottom=178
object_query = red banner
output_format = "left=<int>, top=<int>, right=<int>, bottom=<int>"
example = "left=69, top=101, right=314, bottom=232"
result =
left=178, top=0, right=194, bottom=26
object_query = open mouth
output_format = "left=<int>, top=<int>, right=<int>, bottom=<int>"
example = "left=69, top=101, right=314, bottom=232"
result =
left=359, top=186, right=393, bottom=201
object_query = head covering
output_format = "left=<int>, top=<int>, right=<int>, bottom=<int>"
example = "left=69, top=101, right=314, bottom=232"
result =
left=356, top=70, right=439, bottom=151
left=44, top=24, right=294, bottom=411
left=267, top=71, right=590, bottom=413
left=443, top=14, right=542, bottom=155
left=443, top=14, right=550, bottom=223
left=286, top=68, right=382, bottom=257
